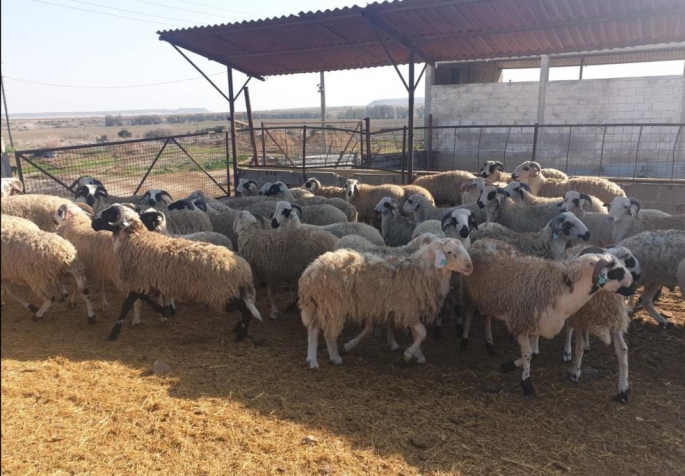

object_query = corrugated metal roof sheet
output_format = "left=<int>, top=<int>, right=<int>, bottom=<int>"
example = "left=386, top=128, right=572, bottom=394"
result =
left=158, top=0, right=685, bottom=77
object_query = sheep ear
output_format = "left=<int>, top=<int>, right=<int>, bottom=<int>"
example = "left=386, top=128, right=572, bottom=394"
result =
left=529, top=162, right=541, bottom=176
left=434, top=249, right=448, bottom=269
left=628, top=198, right=641, bottom=217
left=494, top=161, right=504, bottom=171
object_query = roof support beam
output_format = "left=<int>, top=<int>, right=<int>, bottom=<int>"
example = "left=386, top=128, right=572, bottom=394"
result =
left=171, top=44, right=231, bottom=102
left=364, top=12, right=436, bottom=67
left=371, top=23, right=409, bottom=92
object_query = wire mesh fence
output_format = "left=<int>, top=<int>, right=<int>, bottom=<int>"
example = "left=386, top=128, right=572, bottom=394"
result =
left=14, top=132, right=231, bottom=200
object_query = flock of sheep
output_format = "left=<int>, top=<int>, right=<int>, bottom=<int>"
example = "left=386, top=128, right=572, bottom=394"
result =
left=1, top=159, right=684, bottom=403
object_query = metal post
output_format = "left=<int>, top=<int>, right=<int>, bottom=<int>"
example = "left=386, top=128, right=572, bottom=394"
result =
left=565, top=126, right=573, bottom=174
left=364, top=117, right=371, bottom=165
left=261, top=121, right=266, bottom=166
left=227, top=67, right=238, bottom=195
left=672, top=125, right=682, bottom=180
left=537, top=55, right=549, bottom=125
left=401, top=125, right=407, bottom=184
left=407, top=50, right=415, bottom=183
left=633, top=125, right=644, bottom=180
left=427, top=113, right=433, bottom=171
left=302, top=125, right=307, bottom=182
left=359, top=120, right=364, bottom=165
left=244, top=87, right=259, bottom=166
left=224, top=131, right=231, bottom=197
left=532, top=124, right=539, bottom=161
left=579, top=57, right=585, bottom=80
left=319, top=72, right=326, bottom=155
left=1, top=77, right=15, bottom=149
left=598, top=126, right=607, bottom=176
left=503, top=127, right=512, bottom=168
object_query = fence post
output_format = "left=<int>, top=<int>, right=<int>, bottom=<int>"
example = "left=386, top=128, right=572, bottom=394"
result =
left=633, top=125, right=643, bottom=180
left=672, top=125, right=682, bottom=180
left=226, top=131, right=234, bottom=197
left=427, top=113, right=433, bottom=171
left=302, top=125, right=307, bottom=182
left=364, top=117, right=371, bottom=166
left=261, top=121, right=266, bottom=166
left=598, top=126, right=607, bottom=177
left=14, top=153, right=24, bottom=187
left=564, top=126, right=573, bottom=174
left=401, top=125, right=407, bottom=184
left=532, top=124, right=539, bottom=161
left=359, top=120, right=364, bottom=166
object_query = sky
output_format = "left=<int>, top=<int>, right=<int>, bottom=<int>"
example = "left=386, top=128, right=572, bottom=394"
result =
left=1, top=0, right=683, bottom=115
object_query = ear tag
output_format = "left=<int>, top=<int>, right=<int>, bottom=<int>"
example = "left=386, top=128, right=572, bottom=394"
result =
left=434, top=250, right=447, bottom=268
left=552, top=232, right=559, bottom=240
left=596, top=274, right=607, bottom=288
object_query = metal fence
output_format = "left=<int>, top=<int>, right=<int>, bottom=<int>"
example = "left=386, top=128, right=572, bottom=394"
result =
left=237, top=121, right=685, bottom=181
left=13, top=132, right=231, bottom=199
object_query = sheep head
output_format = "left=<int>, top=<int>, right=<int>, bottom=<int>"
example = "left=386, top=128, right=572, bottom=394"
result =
left=75, top=184, right=108, bottom=207
left=344, top=179, right=360, bottom=202
left=549, top=212, right=590, bottom=242
left=511, top=160, right=542, bottom=182
left=428, top=238, right=473, bottom=275
left=138, top=208, right=167, bottom=233
left=477, top=185, right=507, bottom=211
left=479, top=160, right=505, bottom=180
left=442, top=208, right=477, bottom=241
left=271, top=201, right=302, bottom=231
left=577, top=251, right=633, bottom=295
left=1, top=178, right=24, bottom=197
left=402, top=193, right=425, bottom=216
left=373, top=196, right=399, bottom=217
left=68, top=175, right=103, bottom=191
left=304, top=178, right=321, bottom=191
left=91, top=204, right=140, bottom=233
left=237, top=178, right=259, bottom=196
left=143, top=189, right=173, bottom=207
left=168, top=198, right=198, bottom=212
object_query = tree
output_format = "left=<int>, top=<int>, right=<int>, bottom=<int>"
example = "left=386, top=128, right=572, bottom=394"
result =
left=105, top=114, right=123, bottom=127
left=118, top=129, right=132, bottom=138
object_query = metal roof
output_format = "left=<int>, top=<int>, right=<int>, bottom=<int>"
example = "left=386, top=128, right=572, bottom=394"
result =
left=158, top=0, right=685, bottom=77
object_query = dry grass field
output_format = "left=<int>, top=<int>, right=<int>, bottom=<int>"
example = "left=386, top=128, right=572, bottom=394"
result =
left=2, top=282, right=684, bottom=476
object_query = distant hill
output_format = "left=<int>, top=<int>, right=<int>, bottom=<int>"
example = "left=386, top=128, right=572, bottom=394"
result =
left=367, top=98, right=424, bottom=107
left=11, top=108, right=213, bottom=119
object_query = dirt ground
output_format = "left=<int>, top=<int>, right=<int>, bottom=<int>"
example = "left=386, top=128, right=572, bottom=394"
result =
left=2, top=283, right=684, bottom=475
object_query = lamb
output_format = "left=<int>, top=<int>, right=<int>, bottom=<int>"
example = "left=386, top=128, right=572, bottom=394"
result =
left=1, top=213, right=96, bottom=323
left=512, top=160, right=625, bottom=204
left=412, top=170, right=478, bottom=206
left=462, top=239, right=633, bottom=397
left=1, top=178, right=24, bottom=197
left=299, top=237, right=473, bottom=368
left=1, top=194, right=74, bottom=232
left=471, top=212, right=591, bottom=260
left=234, top=210, right=338, bottom=320
left=237, top=178, right=259, bottom=196
left=560, top=245, right=641, bottom=403
left=138, top=209, right=234, bottom=250
left=374, top=197, right=416, bottom=247
left=477, top=185, right=564, bottom=233
left=303, top=177, right=344, bottom=199
left=344, top=179, right=406, bottom=223
left=91, top=204, right=262, bottom=341
left=618, top=230, right=685, bottom=328
left=608, top=197, right=683, bottom=243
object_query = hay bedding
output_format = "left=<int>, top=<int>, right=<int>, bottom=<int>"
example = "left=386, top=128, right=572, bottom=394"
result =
left=2, top=283, right=684, bottom=476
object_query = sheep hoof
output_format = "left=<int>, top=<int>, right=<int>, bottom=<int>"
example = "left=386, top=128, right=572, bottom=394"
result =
left=433, top=325, right=443, bottom=339
left=286, top=302, right=298, bottom=313
left=499, top=360, right=516, bottom=373
left=306, top=359, right=319, bottom=369
left=389, top=342, right=401, bottom=352
left=613, top=389, right=630, bottom=404
left=455, top=322, right=464, bottom=336
left=531, top=353, right=539, bottom=361
left=569, top=371, right=581, bottom=382
left=28, top=304, right=39, bottom=314
left=521, top=378, right=536, bottom=398
left=31, top=314, right=42, bottom=322
left=485, top=342, right=496, bottom=355
left=403, top=350, right=414, bottom=363
left=331, top=356, right=342, bottom=365
left=132, top=319, right=141, bottom=326
left=562, top=352, right=572, bottom=362
left=69, top=302, right=77, bottom=309
left=416, top=355, right=426, bottom=364
left=232, top=322, right=248, bottom=341
left=106, top=324, right=122, bottom=341
left=459, top=338, right=469, bottom=351
left=270, top=311, right=279, bottom=320
left=161, top=305, right=175, bottom=319
left=87, top=315, right=97, bottom=325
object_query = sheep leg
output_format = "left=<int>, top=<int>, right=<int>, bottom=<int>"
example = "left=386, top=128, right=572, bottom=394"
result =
left=612, top=330, right=630, bottom=404
left=569, top=326, right=586, bottom=382
left=484, top=315, right=495, bottom=355
left=33, top=298, right=54, bottom=321
left=387, top=323, right=400, bottom=351
left=530, top=335, right=540, bottom=359
left=640, top=284, right=671, bottom=328
left=517, top=334, right=536, bottom=397
left=583, top=329, right=591, bottom=352
left=100, top=280, right=108, bottom=311
left=2, top=284, right=40, bottom=316
left=58, top=283, right=69, bottom=302
left=344, top=321, right=373, bottom=353
left=433, top=315, right=443, bottom=339
left=137, top=294, right=175, bottom=319
left=71, top=272, right=96, bottom=324
left=69, top=289, right=78, bottom=309
left=285, top=285, right=298, bottom=313
left=226, top=298, right=252, bottom=342
left=306, top=324, right=321, bottom=369
left=563, top=324, right=574, bottom=362
left=266, top=283, right=279, bottom=320
left=324, top=330, right=342, bottom=365
left=460, top=307, right=473, bottom=351
left=131, top=300, right=142, bottom=326
left=409, top=324, right=427, bottom=364
left=404, top=322, right=427, bottom=363
left=107, top=292, right=140, bottom=341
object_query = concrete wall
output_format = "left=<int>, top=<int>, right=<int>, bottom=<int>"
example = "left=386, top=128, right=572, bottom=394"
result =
left=431, top=75, right=685, bottom=126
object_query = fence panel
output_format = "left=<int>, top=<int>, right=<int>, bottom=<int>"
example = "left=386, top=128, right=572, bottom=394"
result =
left=14, top=132, right=230, bottom=199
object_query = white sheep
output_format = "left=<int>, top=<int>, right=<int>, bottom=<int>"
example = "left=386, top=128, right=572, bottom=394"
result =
left=440, top=208, right=479, bottom=248
left=411, top=220, right=444, bottom=239
left=412, top=170, right=478, bottom=206
left=608, top=197, right=684, bottom=242
left=619, top=230, right=685, bottom=328
left=91, top=204, right=262, bottom=341
left=460, top=178, right=486, bottom=205
left=1, top=213, right=96, bottom=323
left=141, top=189, right=173, bottom=208
left=1, top=178, right=24, bottom=197
left=303, top=177, right=344, bottom=199
left=374, top=197, right=416, bottom=247
left=1, top=193, right=74, bottom=232
left=138, top=208, right=234, bottom=250
left=480, top=160, right=567, bottom=184
left=477, top=185, right=564, bottom=233
left=512, top=160, right=625, bottom=204
left=462, top=239, right=633, bottom=397
left=299, top=236, right=473, bottom=368
left=343, top=179, right=405, bottom=224
left=402, top=194, right=456, bottom=222
left=237, top=178, right=259, bottom=196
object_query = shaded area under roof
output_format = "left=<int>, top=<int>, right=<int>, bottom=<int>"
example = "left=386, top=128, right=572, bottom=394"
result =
left=158, top=0, right=685, bottom=78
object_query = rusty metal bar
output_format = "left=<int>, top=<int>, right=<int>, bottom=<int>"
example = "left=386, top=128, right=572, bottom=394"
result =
left=260, top=121, right=266, bottom=166
left=407, top=50, right=415, bottom=183
left=134, top=139, right=170, bottom=195
left=171, top=138, right=228, bottom=195
left=265, top=129, right=296, bottom=167
left=234, top=76, right=252, bottom=102
left=244, top=87, right=259, bottom=166
left=335, top=123, right=361, bottom=167
left=302, top=125, right=307, bottom=181
left=227, top=66, right=239, bottom=194
left=401, top=125, right=407, bottom=183
left=172, top=45, right=230, bottom=103
left=225, top=131, right=232, bottom=197
left=364, top=117, right=371, bottom=165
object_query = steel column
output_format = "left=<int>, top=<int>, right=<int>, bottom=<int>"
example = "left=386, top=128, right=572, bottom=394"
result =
left=244, top=87, right=259, bottom=166
left=1, top=77, right=14, bottom=149
left=228, top=67, right=238, bottom=195
left=407, top=50, right=415, bottom=183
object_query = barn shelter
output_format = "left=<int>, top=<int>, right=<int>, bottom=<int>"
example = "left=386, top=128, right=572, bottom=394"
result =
left=158, top=0, right=685, bottom=186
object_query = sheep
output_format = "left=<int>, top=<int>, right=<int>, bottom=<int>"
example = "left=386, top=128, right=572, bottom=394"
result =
left=68, top=176, right=103, bottom=190
left=138, top=209, right=234, bottom=250
left=91, top=204, right=262, bottom=341
left=318, top=197, right=357, bottom=222
left=619, top=230, right=685, bottom=328
left=460, top=178, right=486, bottom=204
left=141, top=189, right=173, bottom=208
left=160, top=209, right=213, bottom=235
left=559, top=245, right=641, bottom=403
left=234, top=210, right=338, bottom=320
left=440, top=208, right=479, bottom=248
left=608, top=197, right=684, bottom=243
left=512, top=160, right=625, bottom=204
left=374, top=197, right=416, bottom=247
left=1, top=194, right=74, bottom=232
left=1, top=177, right=24, bottom=197
left=258, top=182, right=273, bottom=196
left=188, top=190, right=232, bottom=212
left=403, top=194, right=456, bottom=222
left=479, top=161, right=568, bottom=184
left=237, top=178, right=259, bottom=196
left=264, top=182, right=349, bottom=225
left=263, top=181, right=314, bottom=201
left=558, top=190, right=607, bottom=214
left=471, top=212, right=591, bottom=260
left=462, top=239, right=633, bottom=397
left=167, top=198, right=201, bottom=212
left=1, top=213, right=96, bottom=323
left=73, top=184, right=142, bottom=213
left=400, top=184, right=435, bottom=205
left=503, top=181, right=560, bottom=206
left=303, top=177, right=344, bottom=199
left=412, top=170, right=478, bottom=206
left=477, top=185, right=564, bottom=233
left=678, top=259, right=685, bottom=299
left=343, top=179, right=406, bottom=223
left=412, top=220, right=444, bottom=239
left=299, top=236, right=473, bottom=368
